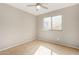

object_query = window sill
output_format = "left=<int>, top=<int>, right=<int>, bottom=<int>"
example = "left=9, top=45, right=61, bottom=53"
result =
left=48, top=30, right=63, bottom=32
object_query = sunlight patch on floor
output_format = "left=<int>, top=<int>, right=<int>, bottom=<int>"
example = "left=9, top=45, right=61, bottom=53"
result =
left=34, top=45, right=58, bottom=55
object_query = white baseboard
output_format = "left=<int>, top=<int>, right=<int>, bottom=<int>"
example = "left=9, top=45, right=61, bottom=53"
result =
left=37, top=38, right=79, bottom=49
left=0, top=38, right=35, bottom=51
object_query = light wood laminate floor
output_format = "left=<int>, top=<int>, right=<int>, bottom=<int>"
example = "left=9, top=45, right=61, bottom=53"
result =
left=0, top=40, right=79, bottom=55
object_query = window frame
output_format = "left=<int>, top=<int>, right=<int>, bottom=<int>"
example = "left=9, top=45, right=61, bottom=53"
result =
left=52, top=15, right=63, bottom=31
left=43, top=15, right=63, bottom=31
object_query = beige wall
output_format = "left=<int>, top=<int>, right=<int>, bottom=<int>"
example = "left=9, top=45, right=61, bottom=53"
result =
left=37, top=4, right=79, bottom=48
left=0, top=4, right=36, bottom=50
left=0, top=3, right=79, bottom=50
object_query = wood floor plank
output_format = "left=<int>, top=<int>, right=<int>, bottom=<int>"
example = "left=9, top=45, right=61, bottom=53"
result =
left=0, top=40, right=79, bottom=55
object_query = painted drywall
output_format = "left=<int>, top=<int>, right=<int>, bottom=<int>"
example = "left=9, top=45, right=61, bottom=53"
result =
left=37, top=4, right=79, bottom=48
left=0, top=4, right=36, bottom=50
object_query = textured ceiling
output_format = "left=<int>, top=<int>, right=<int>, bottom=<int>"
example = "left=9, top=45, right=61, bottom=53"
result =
left=7, top=3, right=76, bottom=16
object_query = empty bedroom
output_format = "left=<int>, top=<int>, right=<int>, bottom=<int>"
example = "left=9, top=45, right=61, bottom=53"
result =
left=0, top=3, right=79, bottom=55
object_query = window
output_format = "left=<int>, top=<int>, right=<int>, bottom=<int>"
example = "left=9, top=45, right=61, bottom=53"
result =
left=43, top=17, right=51, bottom=30
left=43, top=15, right=62, bottom=31
left=52, top=15, right=62, bottom=30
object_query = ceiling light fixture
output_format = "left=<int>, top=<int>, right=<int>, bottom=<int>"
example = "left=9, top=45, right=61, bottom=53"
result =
left=27, top=3, right=48, bottom=11
left=36, top=5, right=41, bottom=9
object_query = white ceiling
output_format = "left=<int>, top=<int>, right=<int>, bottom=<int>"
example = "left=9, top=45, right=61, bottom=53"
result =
left=7, top=3, right=76, bottom=16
